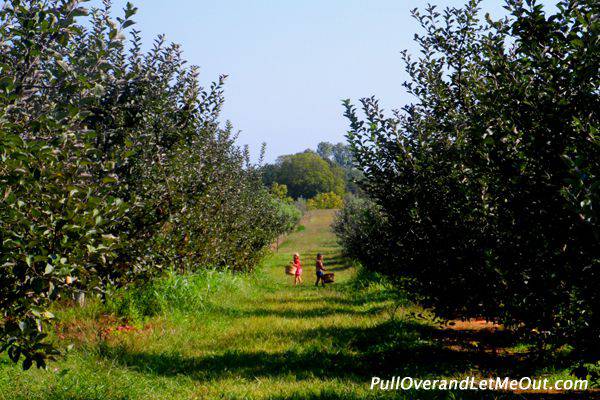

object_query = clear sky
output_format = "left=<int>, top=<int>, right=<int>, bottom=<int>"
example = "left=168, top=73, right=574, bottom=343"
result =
left=94, top=0, right=555, bottom=162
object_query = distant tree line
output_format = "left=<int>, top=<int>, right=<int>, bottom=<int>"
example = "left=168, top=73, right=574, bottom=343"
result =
left=262, top=142, right=362, bottom=203
left=0, top=0, right=298, bottom=369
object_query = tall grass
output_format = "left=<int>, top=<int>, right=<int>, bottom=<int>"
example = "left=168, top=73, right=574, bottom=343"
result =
left=54, top=268, right=260, bottom=327
left=104, top=268, right=258, bottom=321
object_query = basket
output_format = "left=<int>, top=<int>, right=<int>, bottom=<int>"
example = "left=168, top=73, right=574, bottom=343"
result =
left=285, top=263, right=297, bottom=276
left=323, top=273, right=335, bottom=283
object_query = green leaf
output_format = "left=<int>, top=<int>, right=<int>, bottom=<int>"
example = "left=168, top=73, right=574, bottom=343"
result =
left=44, top=264, right=54, bottom=275
left=122, top=20, right=136, bottom=29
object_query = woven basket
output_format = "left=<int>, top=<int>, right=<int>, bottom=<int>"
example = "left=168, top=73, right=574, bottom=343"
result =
left=323, top=273, right=335, bottom=283
left=285, top=263, right=297, bottom=276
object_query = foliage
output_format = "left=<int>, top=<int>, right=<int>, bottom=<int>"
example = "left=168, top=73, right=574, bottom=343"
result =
left=0, top=0, right=288, bottom=369
left=316, top=141, right=353, bottom=168
left=316, top=141, right=334, bottom=160
left=262, top=151, right=345, bottom=199
left=268, top=184, right=302, bottom=233
left=317, top=141, right=363, bottom=194
left=270, top=182, right=293, bottom=204
left=265, top=143, right=361, bottom=198
left=332, top=197, right=396, bottom=276
left=342, top=0, right=599, bottom=357
left=0, top=0, right=136, bottom=370
left=271, top=199, right=303, bottom=236
left=307, top=192, right=344, bottom=210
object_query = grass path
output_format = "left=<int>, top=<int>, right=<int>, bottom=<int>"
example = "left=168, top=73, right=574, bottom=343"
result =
left=0, top=210, right=585, bottom=399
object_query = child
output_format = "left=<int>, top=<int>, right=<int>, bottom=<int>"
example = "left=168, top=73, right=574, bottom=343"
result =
left=315, top=253, right=326, bottom=287
left=293, top=253, right=303, bottom=286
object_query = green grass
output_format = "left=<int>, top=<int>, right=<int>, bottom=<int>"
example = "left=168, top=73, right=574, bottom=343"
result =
left=0, top=210, right=594, bottom=399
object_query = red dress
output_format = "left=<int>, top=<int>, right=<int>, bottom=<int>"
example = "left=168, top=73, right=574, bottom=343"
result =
left=294, top=259, right=302, bottom=276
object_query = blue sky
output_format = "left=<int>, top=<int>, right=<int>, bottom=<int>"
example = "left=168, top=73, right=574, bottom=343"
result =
left=94, top=0, right=555, bottom=162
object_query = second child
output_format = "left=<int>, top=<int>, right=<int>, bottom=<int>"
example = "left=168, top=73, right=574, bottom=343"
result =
left=315, top=253, right=326, bottom=287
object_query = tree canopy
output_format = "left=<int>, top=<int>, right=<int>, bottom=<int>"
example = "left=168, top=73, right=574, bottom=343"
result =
left=263, top=151, right=345, bottom=199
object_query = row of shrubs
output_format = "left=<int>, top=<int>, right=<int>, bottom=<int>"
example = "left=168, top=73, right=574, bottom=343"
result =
left=335, top=0, right=598, bottom=366
left=0, top=1, right=299, bottom=369
left=271, top=182, right=344, bottom=211
left=306, top=192, right=344, bottom=210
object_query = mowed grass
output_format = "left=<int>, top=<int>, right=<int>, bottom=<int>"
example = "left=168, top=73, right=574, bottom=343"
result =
left=0, top=210, right=592, bottom=400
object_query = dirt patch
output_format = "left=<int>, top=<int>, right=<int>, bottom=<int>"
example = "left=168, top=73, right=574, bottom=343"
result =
left=431, top=318, right=520, bottom=357
left=54, top=314, right=152, bottom=345
left=445, top=318, right=502, bottom=332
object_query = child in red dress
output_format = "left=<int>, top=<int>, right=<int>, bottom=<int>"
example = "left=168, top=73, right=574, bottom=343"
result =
left=293, top=253, right=303, bottom=286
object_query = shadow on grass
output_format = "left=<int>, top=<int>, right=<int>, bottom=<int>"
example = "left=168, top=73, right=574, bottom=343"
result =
left=260, top=290, right=397, bottom=307
left=208, top=304, right=387, bottom=319
left=97, top=320, right=431, bottom=381
left=96, top=319, right=573, bottom=387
